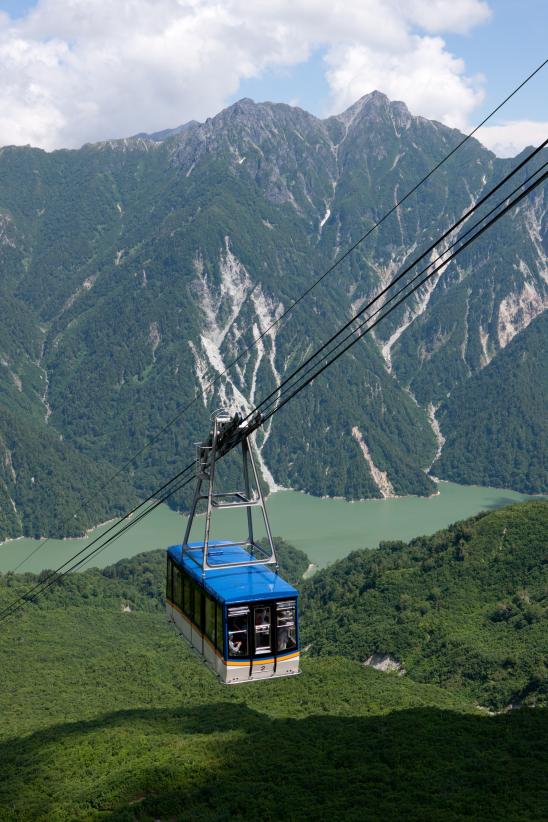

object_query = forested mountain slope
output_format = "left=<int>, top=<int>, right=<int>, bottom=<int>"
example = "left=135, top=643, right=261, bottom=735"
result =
left=434, top=312, right=548, bottom=492
left=0, top=93, right=546, bottom=538
left=6, top=625, right=545, bottom=822
left=302, top=500, right=548, bottom=709
left=1, top=503, right=547, bottom=820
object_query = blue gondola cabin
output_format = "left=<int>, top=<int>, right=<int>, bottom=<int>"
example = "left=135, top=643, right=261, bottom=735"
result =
left=166, top=541, right=300, bottom=684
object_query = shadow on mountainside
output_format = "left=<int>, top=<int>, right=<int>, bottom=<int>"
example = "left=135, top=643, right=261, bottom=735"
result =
left=1, top=702, right=546, bottom=821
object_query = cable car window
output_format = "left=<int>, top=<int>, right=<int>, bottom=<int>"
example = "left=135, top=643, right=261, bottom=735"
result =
left=193, top=583, right=203, bottom=630
left=183, top=574, right=192, bottom=619
left=172, top=565, right=183, bottom=610
left=216, top=603, right=223, bottom=653
left=204, top=594, right=215, bottom=642
left=277, top=601, right=297, bottom=652
left=228, top=606, right=249, bottom=657
left=166, top=559, right=173, bottom=602
left=254, top=605, right=271, bottom=655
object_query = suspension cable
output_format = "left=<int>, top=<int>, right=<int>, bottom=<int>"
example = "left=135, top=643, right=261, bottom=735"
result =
left=3, top=155, right=546, bottom=625
left=244, top=140, right=548, bottom=422
left=8, top=58, right=546, bottom=575
left=260, top=165, right=548, bottom=425
left=3, top=68, right=547, bottom=620
left=254, top=154, right=548, bottom=421
left=0, top=462, right=195, bottom=622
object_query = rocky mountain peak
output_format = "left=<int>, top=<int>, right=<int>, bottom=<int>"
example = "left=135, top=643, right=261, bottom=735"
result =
left=335, top=90, right=412, bottom=132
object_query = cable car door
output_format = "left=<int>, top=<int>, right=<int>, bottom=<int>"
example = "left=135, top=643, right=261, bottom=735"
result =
left=253, top=605, right=272, bottom=657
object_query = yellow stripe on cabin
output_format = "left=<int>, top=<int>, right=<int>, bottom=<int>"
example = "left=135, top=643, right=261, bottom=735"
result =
left=167, top=598, right=300, bottom=668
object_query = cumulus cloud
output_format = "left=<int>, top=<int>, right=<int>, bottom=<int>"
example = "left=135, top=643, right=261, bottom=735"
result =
left=476, top=121, right=548, bottom=157
left=0, top=0, right=537, bottom=155
left=325, top=37, right=483, bottom=131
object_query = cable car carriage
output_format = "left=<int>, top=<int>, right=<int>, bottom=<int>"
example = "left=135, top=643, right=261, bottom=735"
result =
left=166, top=410, right=300, bottom=684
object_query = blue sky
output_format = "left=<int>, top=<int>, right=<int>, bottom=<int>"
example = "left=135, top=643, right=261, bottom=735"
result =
left=444, top=0, right=548, bottom=121
left=0, top=0, right=35, bottom=15
left=234, top=3, right=548, bottom=127
left=0, top=0, right=545, bottom=154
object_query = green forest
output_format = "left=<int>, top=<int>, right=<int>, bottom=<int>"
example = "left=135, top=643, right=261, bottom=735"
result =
left=434, top=312, right=548, bottom=493
left=302, top=500, right=548, bottom=709
left=0, top=96, right=545, bottom=541
left=1, top=501, right=546, bottom=820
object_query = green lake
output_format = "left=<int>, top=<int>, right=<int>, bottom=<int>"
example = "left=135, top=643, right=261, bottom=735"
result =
left=0, top=480, right=541, bottom=574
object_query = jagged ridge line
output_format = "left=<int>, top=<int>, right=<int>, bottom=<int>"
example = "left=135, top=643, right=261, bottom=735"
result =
left=13, top=56, right=547, bottom=573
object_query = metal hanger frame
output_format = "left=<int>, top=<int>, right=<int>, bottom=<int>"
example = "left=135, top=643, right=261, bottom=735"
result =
left=182, top=410, right=278, bottom=575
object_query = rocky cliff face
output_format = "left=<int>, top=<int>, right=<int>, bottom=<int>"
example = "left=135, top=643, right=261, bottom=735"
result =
left=0, top=93, right=545, bottom=538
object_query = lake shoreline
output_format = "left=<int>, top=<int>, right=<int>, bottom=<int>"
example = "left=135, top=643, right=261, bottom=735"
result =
left=1, top=481, right=544, bottom=575
left=0, top=516, right=120, bottom=550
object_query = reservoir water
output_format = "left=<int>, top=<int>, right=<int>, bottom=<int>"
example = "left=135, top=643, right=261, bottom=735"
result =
left=0, top=480, right=540, bottom=574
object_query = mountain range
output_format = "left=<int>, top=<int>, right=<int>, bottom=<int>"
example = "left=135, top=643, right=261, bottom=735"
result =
left=0, top=91, right=546, bottom=539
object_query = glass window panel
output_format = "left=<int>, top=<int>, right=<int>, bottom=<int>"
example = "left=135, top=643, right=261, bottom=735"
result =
left=254, top=605, right=271, bottom=655
left=173, top=566, right=182, bottom=609
left=228, top=607, right=249, bottom=658
left=216, top=603, right=224, bottom=653
left=277, top=601, right=297, bottom=652
left=194, top=584, right=203, bottom=630
left=166, top=559, right=173, bottom=602
left=205, top=595, right=215, bottom=642
left=183, top=575, right=192, bottom=618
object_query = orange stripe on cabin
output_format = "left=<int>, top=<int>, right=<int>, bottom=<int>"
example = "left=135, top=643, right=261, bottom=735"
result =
left=166, top=598, right=225, bottom=661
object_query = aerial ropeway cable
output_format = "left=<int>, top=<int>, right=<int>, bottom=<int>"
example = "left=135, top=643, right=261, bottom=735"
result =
left=248, top=145, right=548, bottom=424
left=6, top=57, right=547, bottom=577
left=258, top=162, right=548, bottom=425
left=0, top=465, right=196, bottom=622
left=159, top=154, right=548, bottom=685
left=1, top=134, right=546, bottom=628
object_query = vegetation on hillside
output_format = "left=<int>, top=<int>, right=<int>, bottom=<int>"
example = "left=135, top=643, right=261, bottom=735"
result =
left=1, top=502, right=547, bottom=818
left=1, top=97, right=545, bottom=538
left=1, top=604, right=546, bottom=820
left=302, top=501, right=548, bottom=709
left=434, top=312, right=548, bottom=493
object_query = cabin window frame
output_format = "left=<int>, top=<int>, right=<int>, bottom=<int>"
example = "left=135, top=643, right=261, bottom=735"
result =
left=166, top=557, right=173, bottom=603
left=204, top=593, right=215, bottom=644
left=253, top=604, right=272, bottom=656
left=216, top=602, right=224, bottom=655
left=227, top=605, right=250, bottom=659
left=276, top=600, right=298, bottom=653
left=192, top=580, right=204, bottom=631
left=183, top=573, right=192, bottom=620
left=224, top=597, right=299, bottom=660
left=172, top=564, right=183, bottom=611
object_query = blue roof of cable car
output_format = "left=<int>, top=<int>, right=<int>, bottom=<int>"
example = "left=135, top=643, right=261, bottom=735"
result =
left=167, top=541, right=298, bottom=604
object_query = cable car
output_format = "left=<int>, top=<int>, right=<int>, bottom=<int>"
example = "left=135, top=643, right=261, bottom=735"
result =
left=166, top=410, right=300, bottom=683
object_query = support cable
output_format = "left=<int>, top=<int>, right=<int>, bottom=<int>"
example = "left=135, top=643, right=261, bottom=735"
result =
left=254, top=155, right=548, bottom=421
left=259, top=165, right=548, bottom=425
left=245, top=141, right=548, bottom=422
left=3, top=68, right=547, bottom=615
left=7, top=58, right=546, bottom=574
left=2, top=153, right=546, bottom=625
left=0, top=462, right=195, bottom=622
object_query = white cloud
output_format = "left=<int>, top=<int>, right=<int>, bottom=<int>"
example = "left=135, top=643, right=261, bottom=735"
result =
left=0, top=0, right=537, bottom=155
left=475, top=121, right=548, bottom=157
left=399, top=0, right=491, bottom=34
left=324, top=36, right=484, bottom=130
